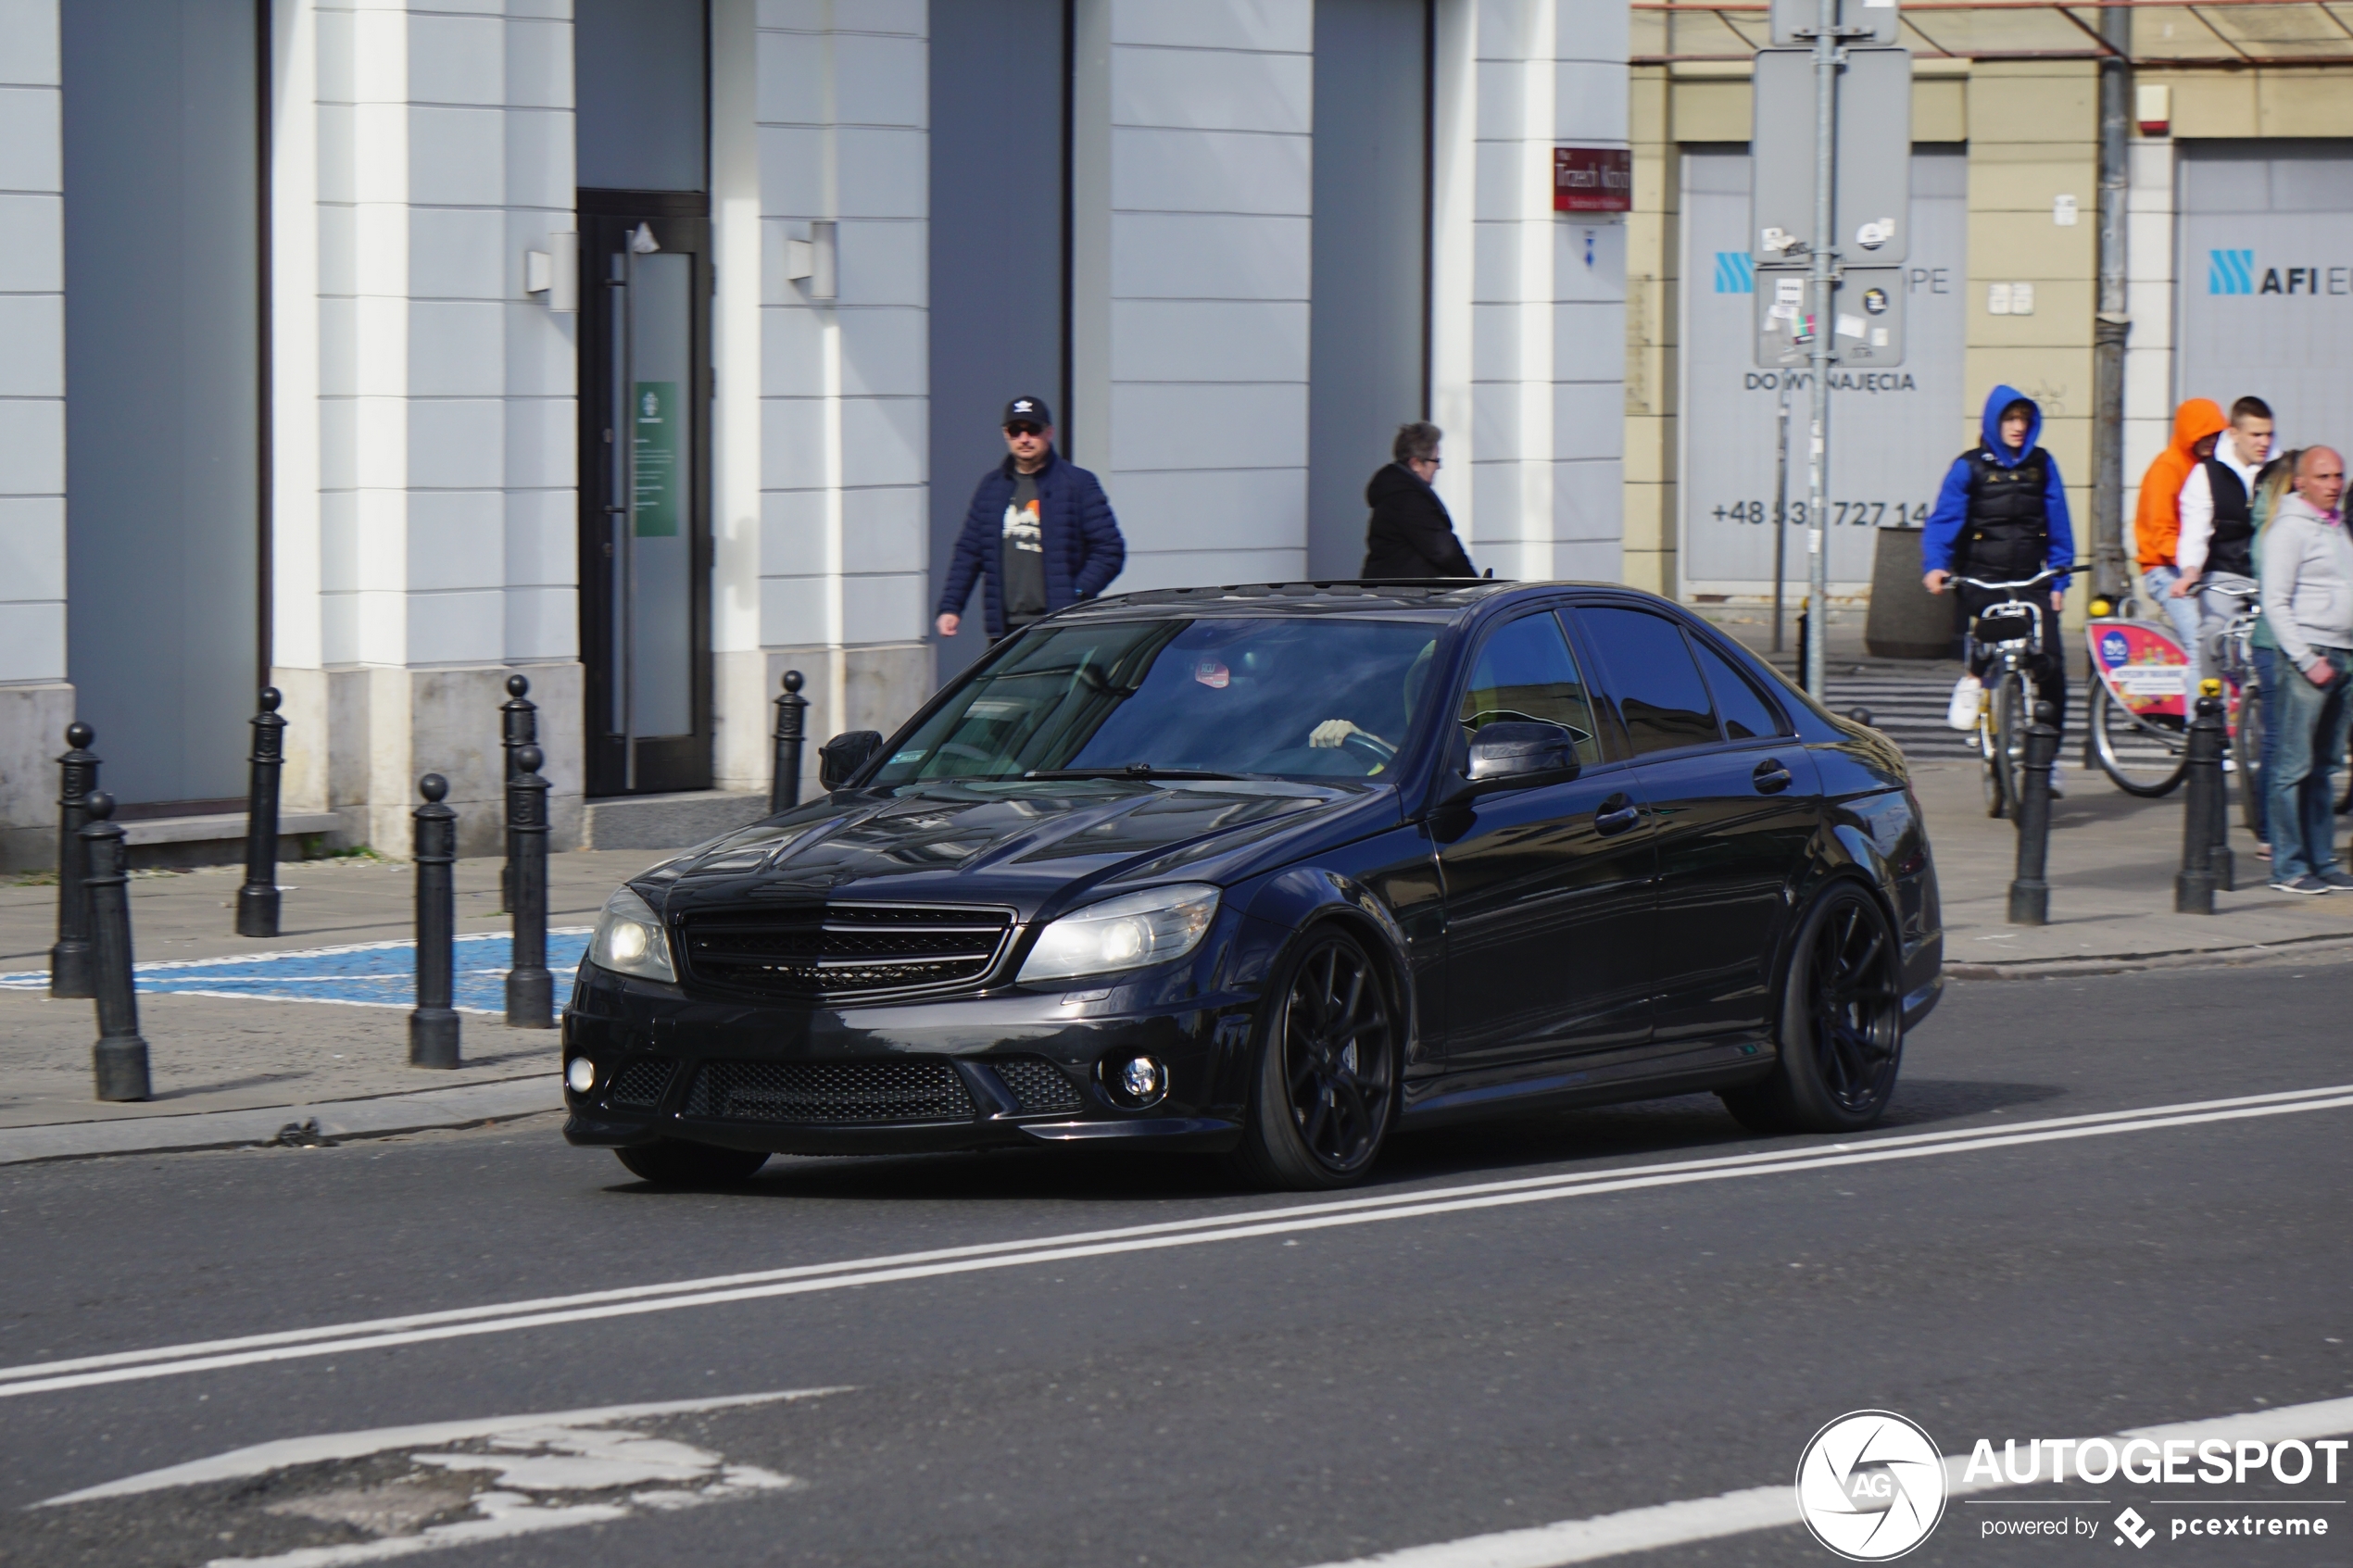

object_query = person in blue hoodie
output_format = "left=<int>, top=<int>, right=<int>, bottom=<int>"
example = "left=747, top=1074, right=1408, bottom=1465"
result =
left=1921, top=385, right=2076, bottom=766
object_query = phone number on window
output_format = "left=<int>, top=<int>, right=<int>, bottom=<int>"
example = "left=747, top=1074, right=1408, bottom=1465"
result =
left=1710, top=501, right=1932, bottom=527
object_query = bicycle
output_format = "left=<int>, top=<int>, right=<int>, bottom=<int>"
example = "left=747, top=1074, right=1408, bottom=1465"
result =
left=2085, top=581, right=2264, bottom=827
left=1954, top=564, right=2078, bottom=820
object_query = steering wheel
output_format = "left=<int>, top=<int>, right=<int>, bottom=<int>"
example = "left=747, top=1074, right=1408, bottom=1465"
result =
left=1340, top=730, right=1395, bottom=765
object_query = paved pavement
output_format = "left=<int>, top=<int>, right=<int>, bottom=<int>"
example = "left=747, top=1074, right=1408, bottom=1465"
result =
left=0, top=962, right=2344, bottom=1566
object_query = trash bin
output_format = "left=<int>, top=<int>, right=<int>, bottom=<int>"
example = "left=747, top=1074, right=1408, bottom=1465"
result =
left=1864, top=527, right=1952, bottom=659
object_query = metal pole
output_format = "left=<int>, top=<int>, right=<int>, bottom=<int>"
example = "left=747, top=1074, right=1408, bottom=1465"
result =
left=506, top=745, right=553, bottom=1029
left=236, top=687, right=285, bottom=938
left=2008, top=701, right=2058, bottom=924
left=2206, top=679, right=2234, bottom=892
left=2091, top=0, right=2133, bottom=605
left=1805, top=0, right=1839, bottom=701
left=50, top=721, right=100, bottom=999
left=81, top=792, right=151, bottom=1101
left=1772, top=382, right=1792, bottom=655
left=771, top=669, right=809, bottom=813
left=2174, top=687, right=2226, bottom=914
left=410, top=773, right=462, bottom=1068
left=499, top=673, right=537, bottom=909
left=621, top=247, right=638, bottom=791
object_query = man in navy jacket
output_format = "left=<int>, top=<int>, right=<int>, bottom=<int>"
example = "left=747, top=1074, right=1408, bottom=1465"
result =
left=935, top=397, right=1126, bottom=642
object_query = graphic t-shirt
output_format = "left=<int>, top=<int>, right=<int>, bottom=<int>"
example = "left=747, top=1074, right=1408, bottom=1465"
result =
left=1001, top=472, right=1048, bottom=623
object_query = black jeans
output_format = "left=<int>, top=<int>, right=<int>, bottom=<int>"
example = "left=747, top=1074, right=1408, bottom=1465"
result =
left=1957, top=583, right=2068, bottom=735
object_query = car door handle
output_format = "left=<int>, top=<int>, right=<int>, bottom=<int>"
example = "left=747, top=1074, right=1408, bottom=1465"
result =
left=1594, top=795, right=1641, bottom=835
left=1752, top=759, right=1793, bottom=795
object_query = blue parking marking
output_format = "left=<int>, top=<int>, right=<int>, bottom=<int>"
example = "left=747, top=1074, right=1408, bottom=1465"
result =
left=0, top=930, right=595, bottom=1016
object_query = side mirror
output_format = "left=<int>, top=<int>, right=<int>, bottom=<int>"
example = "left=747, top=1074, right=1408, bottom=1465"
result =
left=1464, top=721, right=1577, bottom=788
left=818, top=730, right=885, bottom=791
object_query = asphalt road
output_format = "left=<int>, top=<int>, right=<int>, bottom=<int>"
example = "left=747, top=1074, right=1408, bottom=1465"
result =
left=2, top=960, right=2348, bottom=1568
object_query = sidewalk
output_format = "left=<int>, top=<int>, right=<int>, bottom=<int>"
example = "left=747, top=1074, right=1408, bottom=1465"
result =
left=3, top=755, right=2347, bottom=1165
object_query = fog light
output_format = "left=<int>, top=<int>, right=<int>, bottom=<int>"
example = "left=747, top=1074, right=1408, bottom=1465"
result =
left=1110, top=1054, right=1167, bottom=1109
left=565, top=1057, right=597, bottom=1095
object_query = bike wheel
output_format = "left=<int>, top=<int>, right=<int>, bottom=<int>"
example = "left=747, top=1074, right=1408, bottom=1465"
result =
left=2232, top=682, right=2266, bottom=835
left=1983, top=671, right=2024, bottom=820
left=2090, top=678, right=2188, bottom=797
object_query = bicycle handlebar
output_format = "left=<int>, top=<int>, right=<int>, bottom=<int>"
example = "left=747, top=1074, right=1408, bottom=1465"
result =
left=1950, top=562, right=2092, bottom=593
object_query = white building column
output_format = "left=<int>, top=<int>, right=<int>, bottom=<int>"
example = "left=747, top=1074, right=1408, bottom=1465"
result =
left=0, top=0, right=69, bottom=869
left=715, top=0, right=930, bottom=794
left=1432, top=0, right=1628, bottom=583
left=2121, top=134, right=2176, bottom=558
left=292, top=0, right=581, bottom=854
left=1070, top=0, right=1315, bottom=590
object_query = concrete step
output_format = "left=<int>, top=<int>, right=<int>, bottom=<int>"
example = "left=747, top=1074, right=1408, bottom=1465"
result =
left=120, top=810, right=342, bottom=872
left=582, top=790, right=771, bottom=851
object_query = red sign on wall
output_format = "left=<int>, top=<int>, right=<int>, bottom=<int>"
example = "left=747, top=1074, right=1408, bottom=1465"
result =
left=1554, top=146, right=1632, bottom=213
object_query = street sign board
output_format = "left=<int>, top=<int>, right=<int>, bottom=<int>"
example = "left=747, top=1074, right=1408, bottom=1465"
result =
left=1750, top=46, right=1913, bottom=265
left=1554, top=146, right=1632, bottom=212
left=1768, top=0, right=1902, bottom=47
left=1755, top=266, right=1906, bottom=369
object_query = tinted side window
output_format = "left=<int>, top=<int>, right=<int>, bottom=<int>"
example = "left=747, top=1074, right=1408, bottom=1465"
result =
left=1577, top=606, right=1719, bottom=754
left=1692, top=635, right=1791, bottom=739
left=1458, top=613, right=1604, bottom=764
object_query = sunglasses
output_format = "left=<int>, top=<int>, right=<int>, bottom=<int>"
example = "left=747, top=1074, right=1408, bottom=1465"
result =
left=1005, top=423, right=1045, bottom=437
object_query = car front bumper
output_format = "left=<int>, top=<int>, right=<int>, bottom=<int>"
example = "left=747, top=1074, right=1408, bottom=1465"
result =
left=559, top=963, right=1254, bottom=1157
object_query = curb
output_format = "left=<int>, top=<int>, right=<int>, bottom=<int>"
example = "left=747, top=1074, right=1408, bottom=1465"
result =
left=1947, top=931, right=2353, bottom=981
left=0, top=1075, right=560, bottom=1166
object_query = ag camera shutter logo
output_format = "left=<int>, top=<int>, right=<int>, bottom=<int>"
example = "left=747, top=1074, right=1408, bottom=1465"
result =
left=1796, top=1411, right=1948, bottom=1561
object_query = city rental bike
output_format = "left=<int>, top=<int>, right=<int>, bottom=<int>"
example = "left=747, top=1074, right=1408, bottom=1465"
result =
left=2084, top=582, right=2265, bottom=829
left=1955, top=564, right=2078, bottom=820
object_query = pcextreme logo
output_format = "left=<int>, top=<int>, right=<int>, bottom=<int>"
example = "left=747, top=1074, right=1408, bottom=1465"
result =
left=1796, top=1411, right=1949, bottom=1561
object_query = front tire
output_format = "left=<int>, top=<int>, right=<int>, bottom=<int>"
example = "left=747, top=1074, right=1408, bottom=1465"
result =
left=615, top=1139, right=770, bottom=1185
left=1720, top=884, right=1904, bottom=1135
left=1226, top=924, right=1400, bottom=1190
left=1982, top=671, right=2025, bottom=819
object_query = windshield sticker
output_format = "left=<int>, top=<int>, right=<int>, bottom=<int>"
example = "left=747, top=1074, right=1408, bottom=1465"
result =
left=1194, top=660, right=1230, bottom=689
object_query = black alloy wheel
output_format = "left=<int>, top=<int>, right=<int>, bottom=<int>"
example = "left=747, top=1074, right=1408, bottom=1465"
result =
left=1721, top=884, right=1904, bottom=1135
left=614, top=1139, right=770, bottom=1186
left=1227, top=925, right=1399, bottom=1190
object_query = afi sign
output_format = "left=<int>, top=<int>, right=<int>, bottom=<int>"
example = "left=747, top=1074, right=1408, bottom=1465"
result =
left=1554, top=146, right=1631, bottom=213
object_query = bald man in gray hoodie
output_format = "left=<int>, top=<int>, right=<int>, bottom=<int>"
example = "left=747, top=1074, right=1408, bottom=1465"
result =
left=2259, top=445, right=2353, bottom=892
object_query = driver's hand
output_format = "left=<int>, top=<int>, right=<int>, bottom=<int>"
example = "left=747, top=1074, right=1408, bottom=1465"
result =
left=1309, top=719, right=1361, bottom=749
left=1923, top=570, right=1949, bottom=595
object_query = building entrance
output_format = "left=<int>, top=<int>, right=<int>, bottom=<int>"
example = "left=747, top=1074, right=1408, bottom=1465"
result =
left=577, top=194, right=713, bottom=797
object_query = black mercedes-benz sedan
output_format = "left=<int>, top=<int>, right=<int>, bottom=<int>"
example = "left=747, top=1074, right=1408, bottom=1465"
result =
left=562, top=581, right=1942, bottom=1190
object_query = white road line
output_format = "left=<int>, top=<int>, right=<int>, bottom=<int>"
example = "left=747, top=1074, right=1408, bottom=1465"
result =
left=6, top=1082, right=2340, bottom=1391
left=39, top=1388, right=846, bottom=1505
left=1295, top=1397, right=2353, bottom=1568
left=4, top=1086, right=2347, bottom=1402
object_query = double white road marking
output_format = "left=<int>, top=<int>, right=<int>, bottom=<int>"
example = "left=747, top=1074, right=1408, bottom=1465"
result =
left=4, top=1083, right=2347, bottom=1402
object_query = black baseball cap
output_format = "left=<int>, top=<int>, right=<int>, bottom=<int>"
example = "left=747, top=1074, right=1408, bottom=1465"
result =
left=1002, top=396, right=1053, bottom=429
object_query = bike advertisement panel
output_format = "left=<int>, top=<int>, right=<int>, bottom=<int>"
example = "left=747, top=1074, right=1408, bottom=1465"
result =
left=2089, top=620, right=2189, bottom=719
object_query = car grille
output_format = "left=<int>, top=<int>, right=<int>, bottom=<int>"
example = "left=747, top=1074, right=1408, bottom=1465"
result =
left=988, top=1057, right=1084, bottom=1115
left=607, top=1056, right=675, bottom=1109
left=678, top=904, right=1014, bottom=1001
left=682, top=1059, right=977, bottom=1124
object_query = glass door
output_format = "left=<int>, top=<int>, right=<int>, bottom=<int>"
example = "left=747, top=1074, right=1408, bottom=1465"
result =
left=579, top=194, right=713, bottom=796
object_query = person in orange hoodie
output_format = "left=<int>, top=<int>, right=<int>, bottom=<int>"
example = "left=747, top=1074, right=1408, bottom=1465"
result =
left=2136, top=398, right=2229, bottom=688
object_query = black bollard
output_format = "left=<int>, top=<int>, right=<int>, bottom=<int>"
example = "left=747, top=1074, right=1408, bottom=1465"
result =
left=499, top=675, right=537, bottom=910
left=409, top=774, right=462, bottom=1068
left=236, top=688, right=286, bottom=938
left=82, top=792, right=151, bottom=1101
left=505, top=745, right=553, bottom=1029
left=771, top=669, right=809, bottom=813
left=2208, top=681, right=2236, bottom=894
left=49, top=722, right=100, bottom=998
left=2008, top=701, right=2060, bottom=925
left=2175, top=686, right=2228, bottom=914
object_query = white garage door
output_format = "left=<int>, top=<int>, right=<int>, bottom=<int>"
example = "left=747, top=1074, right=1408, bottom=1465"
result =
left=1679, top=147, right=1967, bottom=595
left=2178, top=141, right=2353, bottom=454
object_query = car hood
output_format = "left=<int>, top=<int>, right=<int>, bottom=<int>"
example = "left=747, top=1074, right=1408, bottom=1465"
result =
left=638, top=778, right=1390, bottom=920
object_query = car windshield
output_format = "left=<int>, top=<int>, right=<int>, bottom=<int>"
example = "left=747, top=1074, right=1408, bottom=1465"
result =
left=871, top=618, right=1444, bottom=784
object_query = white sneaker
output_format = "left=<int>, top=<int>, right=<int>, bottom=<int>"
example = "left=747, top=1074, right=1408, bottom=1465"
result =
left=1946, top=675, right=1983, bottom=730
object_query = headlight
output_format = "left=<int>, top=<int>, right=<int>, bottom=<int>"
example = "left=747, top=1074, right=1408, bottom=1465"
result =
left=590, top=885, right=676, bottom=983
left=1018, top=884, right=1220, bottom=984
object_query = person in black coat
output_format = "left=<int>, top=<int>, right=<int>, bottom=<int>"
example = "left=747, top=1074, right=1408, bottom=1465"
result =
left=1361, top=421, right=1475, bottom=580
left=936, top=396, right=1126, bottom=642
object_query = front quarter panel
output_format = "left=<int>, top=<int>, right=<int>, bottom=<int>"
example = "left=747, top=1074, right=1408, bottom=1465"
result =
left=1809, top=762, right=1944, bottom=1029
